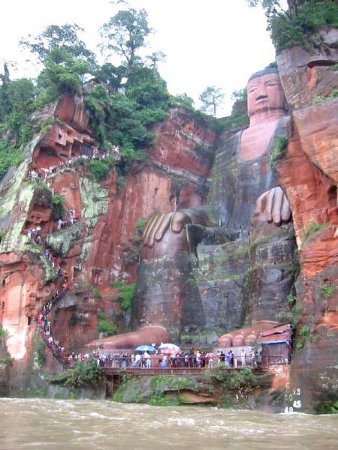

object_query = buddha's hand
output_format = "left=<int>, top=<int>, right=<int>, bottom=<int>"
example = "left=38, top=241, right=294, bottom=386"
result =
left=142, top=208, right=209, bottom=259
left=254, top=187, right=291, bottom=225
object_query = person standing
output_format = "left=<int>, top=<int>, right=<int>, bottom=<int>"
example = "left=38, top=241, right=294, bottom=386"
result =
left=144, top=351, right=151, bottom=368
left=240, top=348, right=246, bottom=367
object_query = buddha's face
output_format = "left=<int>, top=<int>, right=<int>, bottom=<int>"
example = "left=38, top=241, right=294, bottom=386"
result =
left=247, top=73, right=286, bottom=117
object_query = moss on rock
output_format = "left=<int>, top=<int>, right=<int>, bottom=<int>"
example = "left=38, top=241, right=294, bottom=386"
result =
left=80, top=178, right=108, bottom=227
left=46, top=222, right=83, bottom=257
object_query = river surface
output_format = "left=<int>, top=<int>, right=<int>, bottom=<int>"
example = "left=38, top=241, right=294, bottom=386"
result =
left=0, top=398, right=337, bottom=450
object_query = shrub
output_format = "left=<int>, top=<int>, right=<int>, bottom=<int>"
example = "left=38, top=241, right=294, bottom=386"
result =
left=315, top=400, right=338, bottom=414
left=270, top=136, right=288, bottom=170
left=0, top=140, right=23, bottom=180
left=96, top=311, right=117, bottom=336
left=0, top=355, right=12, bottom=366
left=90, top=285, right=102, bottom=299
left=85, top=78, right=166, bottom=174
left=276, top=291, right=302, bottom=328
left=0, top=326, right=7, bottom=338
left=205, top=366, right=257, bottom=397
left=51, top=194, right=66, bottom=220
left=320, top=284, right=335, bottom=298
left=87, top=159, right=111, bottom=181
left=49, top=358, right=106, bottom=388
left=300, top=325, right=311, bottom=338
left=295, top=324, right=320, bottom=352
left=113, top=281, right=136, bottom=315
left=35, top=337, right=46, bottom=368
left=136, top=218, right=148, bottom=233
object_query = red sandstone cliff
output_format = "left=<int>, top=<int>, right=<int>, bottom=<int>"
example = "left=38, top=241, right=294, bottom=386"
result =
left=276, top=28, right=338, bottom=412
left=0, top=97, right=216, bottom=388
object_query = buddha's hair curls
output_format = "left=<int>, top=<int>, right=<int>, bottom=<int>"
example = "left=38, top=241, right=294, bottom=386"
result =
left=248, top=67, right=279, bottom=82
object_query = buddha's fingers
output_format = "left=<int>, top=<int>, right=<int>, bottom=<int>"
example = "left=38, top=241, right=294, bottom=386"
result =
left=281, top=192, right=292, bottom=222
left=272, top=187, right=284, bottom=225
left=154, top=213, right=172, bottom=241
left=143, top=214, right=162, bottom=247
left=253, top=193, right=265, bottom=218
left=171, top=211, right=192, bottom=233
left=143, top=215, right=157, bottom=242
left=265, top=189, right=275, bottom=223
left=148, top=214, right=169, bottom=247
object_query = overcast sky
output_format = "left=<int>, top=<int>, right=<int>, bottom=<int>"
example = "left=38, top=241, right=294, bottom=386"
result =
left=0, top=0, right=276, bottom=115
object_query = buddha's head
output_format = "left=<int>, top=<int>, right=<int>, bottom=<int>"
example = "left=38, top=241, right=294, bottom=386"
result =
left=247, top=67, right=287, bottom=119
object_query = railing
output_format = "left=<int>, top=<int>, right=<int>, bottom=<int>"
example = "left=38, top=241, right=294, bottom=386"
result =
left=104, top=367, right=207, bottom=377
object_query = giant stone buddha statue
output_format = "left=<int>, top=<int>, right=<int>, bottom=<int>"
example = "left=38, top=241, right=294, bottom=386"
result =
left=90, top=67, right=297, bottom=349
left=133, top=66, right=296, bottom=341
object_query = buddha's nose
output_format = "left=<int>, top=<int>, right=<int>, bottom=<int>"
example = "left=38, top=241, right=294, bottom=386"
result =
left=256, top=83, right=268, bottom=98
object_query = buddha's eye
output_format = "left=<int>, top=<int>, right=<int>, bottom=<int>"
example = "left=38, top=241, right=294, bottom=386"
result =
left=265, top=82, right=279, bottom=87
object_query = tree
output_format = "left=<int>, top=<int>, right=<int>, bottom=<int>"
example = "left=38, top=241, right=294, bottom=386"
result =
left=37, top=47, right=91, bottom=99
left=21, top=25, right=97, bottom=103
left=246, top=1, right=338, bottom=53
left=94, top=63, right=126, bottom=91
left=100, top=7, right=151, bottom=69
left=146, top=51, right=166, bottom=69
left=199, top=86, right=225, bottom=116
left=20, top=24, right=96, bottom=66
left=170, top=93, right=195, bottom=110
left=246, top=1, right=310, bottom=19
left=0, top=63, right=10, bottom=86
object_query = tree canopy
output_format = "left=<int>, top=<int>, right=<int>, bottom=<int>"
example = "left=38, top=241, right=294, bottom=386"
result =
left=0, top=4, right=221, bottom=180
left=199, top=86, right=225, bottom=116
left=99, top=8, right=151, bottom=69
left=20, top=24, right=95, bottom=65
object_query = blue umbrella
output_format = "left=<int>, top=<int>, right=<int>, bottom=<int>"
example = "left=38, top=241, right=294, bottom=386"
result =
left=134, top=344, right=156, bottom=353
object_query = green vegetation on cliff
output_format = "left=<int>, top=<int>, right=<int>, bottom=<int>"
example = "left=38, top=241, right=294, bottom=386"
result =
left=247, top=0, right=338, bottom=53
left=48, top=358, right=106, bottom=388
left=0, top=76, right=35, bottom=177
left=96, top=311, right=117, bottom=336
left=0, top=4, right=226, bottom=182
left=113, top=281, right=136, bottom=316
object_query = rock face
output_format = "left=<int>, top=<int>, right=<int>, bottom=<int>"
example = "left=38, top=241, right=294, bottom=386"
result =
left=0, top=98, right=217, bottom=389
left=276, top=29, right=338, bottom=413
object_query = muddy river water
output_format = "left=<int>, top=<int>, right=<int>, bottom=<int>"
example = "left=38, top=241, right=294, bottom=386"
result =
left=0, top=398, right=337, bottom=449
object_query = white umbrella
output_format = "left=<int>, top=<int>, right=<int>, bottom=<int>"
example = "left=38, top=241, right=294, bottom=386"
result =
left=159, top=343, right=181, bottom=354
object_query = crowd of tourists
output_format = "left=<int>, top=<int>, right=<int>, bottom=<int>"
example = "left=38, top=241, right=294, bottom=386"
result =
left=28, top=148, right=116, bottom=184
left=38, top=276, right=70, bottom=362
left=60, top=347, right=255, bottom=370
